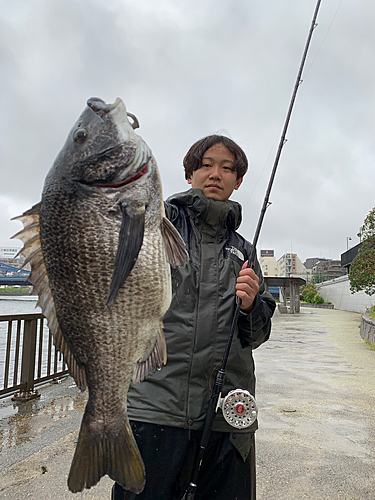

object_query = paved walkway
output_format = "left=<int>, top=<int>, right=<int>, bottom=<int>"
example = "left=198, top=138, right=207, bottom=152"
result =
left=256, top=308, right=375, bottom=499
left=0, top=308, right=374, bottom=499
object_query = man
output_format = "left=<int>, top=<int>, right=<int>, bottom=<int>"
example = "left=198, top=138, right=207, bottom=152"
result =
left=112, top=135, right=276, bottom=500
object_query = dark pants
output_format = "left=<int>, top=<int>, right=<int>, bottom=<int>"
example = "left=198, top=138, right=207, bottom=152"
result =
left=112, top=421, right=256, bottom=500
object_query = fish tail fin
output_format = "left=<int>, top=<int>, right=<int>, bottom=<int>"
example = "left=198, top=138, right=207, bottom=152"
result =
left=68, top=416, right=145, bottom=493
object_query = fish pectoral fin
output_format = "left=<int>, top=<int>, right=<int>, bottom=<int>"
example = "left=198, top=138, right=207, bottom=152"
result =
left=162, top=217, right=189, bottom=267
left=132, top=326, right=167, bottom=384
left=107, top=203, right=145, bottom=307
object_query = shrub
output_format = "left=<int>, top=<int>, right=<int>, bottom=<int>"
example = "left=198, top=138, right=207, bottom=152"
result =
left=301, top=282, right=318, bottom=303
left=314, top=294, right=324, bottom=304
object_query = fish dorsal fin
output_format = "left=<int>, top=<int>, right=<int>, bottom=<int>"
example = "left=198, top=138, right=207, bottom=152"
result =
left=132, top=324, right=167, bottom=384
left=107, top=202, right=145, bottom=307
left=162, top=217, right=189, bottom=268
left=11, top=204, right=87, bottom=391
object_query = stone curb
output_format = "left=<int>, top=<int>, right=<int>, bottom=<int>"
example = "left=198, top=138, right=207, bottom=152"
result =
left=359, top=312, right=375, bottom=344
left=300, top=303, right=334, bottom=309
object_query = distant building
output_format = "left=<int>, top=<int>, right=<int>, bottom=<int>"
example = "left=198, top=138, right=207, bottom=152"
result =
left=0, top=246, right=23, bottom=267
left=277, top=253, right=310, bottom=280
left=341, top=243, right=362, bottom=274
left=303, top=257, right=326, bottom=270
left=311, top=259, right=346, bottom=281
left=259, top=250, right=278, bottom=277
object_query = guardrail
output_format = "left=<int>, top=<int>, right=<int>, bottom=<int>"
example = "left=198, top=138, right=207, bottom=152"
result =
left=0, top=313, right=69, bottom=400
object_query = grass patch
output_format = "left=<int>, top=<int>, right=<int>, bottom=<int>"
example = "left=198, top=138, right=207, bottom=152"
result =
left=0, top=286, right=31, bottom=294
left=365, top=340, right=375, bottom=351
left=368, top=306, right=375, bottom=320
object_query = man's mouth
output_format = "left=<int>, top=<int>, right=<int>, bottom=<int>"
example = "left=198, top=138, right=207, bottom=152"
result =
left=206, top=184, right=222, bottom=190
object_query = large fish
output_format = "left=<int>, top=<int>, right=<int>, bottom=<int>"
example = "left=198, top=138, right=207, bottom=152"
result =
left=12, top=97, right=188, bottom=493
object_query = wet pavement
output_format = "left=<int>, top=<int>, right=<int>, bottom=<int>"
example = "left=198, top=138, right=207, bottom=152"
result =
left=255, top=308, right=375, bottom=499
left=0, top=307, right=374, bottom=499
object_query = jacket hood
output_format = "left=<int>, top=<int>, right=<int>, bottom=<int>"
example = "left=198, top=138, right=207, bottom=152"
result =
left=166, top=189, right=242, bottom=232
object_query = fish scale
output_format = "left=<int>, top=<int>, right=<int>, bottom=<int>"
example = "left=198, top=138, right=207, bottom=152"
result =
left=12, top=97, right=188, bottom=494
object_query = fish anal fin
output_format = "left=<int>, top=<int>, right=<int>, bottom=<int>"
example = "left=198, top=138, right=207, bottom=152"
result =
left=68, top=414, right=145, bottom=493
left=107, top=203, right=145, bottom=307
left=132, top=326, right=167, bottom=384
left=162, top=217, right=188, bottom=268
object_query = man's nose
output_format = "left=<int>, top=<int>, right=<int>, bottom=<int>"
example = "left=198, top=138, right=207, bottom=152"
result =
left=209, top=165, right=221, bottom=178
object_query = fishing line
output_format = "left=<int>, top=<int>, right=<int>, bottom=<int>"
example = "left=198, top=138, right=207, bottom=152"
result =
left=243, top=0, right=342, bottom=211
left=304, top=0, right=343, bottom=78
left=241, top=129, right=281, bottom=209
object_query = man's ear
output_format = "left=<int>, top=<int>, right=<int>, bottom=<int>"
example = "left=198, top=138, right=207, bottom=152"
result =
left=187, top=176, right=192, bottom=185
left=234, top=177, right=243, bottom=190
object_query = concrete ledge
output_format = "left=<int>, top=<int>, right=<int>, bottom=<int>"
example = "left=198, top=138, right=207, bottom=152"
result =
left=278, top=304, right=288, bottom=314
left=360, top=313, right=375, bottom=344
left=301, top=303, right=334, bottom=309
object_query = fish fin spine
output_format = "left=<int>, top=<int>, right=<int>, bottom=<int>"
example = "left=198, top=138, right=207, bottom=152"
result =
left=132, top=325, right=167, bottom=384
left=162, top=217, right=189, bottom=267
left=11, top=203, right=87, bottom=391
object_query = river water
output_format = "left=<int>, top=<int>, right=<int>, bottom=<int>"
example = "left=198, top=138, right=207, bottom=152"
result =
left=0, top=295, right=41, bottom=315
left=0, top=296, right=64, bottom=389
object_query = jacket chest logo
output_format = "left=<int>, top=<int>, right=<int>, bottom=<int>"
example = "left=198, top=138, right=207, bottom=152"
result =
left=225, top=246, right=245, bottom=262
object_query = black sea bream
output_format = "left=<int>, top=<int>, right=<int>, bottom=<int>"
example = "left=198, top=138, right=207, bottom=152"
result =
left=12, top=98, right=188, bottom=493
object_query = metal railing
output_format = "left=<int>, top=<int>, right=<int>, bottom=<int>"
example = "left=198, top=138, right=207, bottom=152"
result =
left=0, top=313, right=69, bottom=399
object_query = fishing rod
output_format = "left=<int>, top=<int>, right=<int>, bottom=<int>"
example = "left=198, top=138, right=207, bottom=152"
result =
left=181, top=1, right=322, bottom=498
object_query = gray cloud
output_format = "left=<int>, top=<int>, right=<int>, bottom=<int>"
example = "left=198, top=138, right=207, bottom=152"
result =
left=1, top=0, right=374, bottom=263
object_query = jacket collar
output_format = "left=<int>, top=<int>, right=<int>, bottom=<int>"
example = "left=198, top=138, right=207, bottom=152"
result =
left=166, top=189, right=242, bottom=234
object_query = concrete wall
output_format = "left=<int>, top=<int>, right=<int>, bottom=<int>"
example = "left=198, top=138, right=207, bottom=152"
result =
left=316, top=275, right=374, bottom=313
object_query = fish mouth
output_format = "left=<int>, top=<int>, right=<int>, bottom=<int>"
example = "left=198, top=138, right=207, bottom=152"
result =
left=87, top=97, right=139, bottom=130
left=87, top=97, right=121, bottom=116
left=92, top=162, right=150, bottom=188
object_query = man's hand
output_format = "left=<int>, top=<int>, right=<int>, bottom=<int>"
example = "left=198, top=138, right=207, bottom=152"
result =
left=236, top=261, right=259, bottom=313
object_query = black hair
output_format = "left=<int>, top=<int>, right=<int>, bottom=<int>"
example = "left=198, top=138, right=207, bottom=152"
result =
left=183, top=135, right=248, bottom=180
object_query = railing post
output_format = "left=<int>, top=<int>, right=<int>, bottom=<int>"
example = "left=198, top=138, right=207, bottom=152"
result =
left=12, top=318, right=41, bottom=401
left=21, top=319, right=37, bottom=392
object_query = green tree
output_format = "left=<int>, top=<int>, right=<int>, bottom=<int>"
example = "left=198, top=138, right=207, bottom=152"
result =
left=358, top=207, right=375, bottom=240
left=311, top=274, right=327, bottom=284
left=350, top=207, right=375, bottom=296
left=349, top=235, right=375, bottom=296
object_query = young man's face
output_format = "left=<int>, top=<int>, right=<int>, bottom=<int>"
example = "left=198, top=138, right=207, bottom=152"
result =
left=187, top=143, right=243, bottom=201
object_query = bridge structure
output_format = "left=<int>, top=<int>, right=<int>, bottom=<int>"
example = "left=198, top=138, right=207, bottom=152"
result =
left=0, top=262, right=31, bottom=286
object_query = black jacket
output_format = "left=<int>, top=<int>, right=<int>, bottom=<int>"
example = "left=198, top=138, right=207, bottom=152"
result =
left=127, top=189, right=275, bottom=447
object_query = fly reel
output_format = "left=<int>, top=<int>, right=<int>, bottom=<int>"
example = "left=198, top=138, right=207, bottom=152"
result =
left=216, top=389, right=258, bottom=429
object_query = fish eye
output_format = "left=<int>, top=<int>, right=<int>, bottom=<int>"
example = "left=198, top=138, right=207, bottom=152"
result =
left=73, top=128, right=88, bottom=144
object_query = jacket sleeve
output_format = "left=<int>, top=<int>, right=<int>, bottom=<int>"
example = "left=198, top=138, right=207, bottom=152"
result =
left=164, top=201, right=178, bottom=222
left=237, top=250, right=276, bottom=349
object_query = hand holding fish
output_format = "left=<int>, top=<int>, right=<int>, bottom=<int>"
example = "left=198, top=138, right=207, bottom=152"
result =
left=236, top=261, right=259, bottom=312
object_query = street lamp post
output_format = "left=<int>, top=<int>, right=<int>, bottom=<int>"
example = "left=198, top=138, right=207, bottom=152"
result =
left=346, top=236, right=352, bottom=250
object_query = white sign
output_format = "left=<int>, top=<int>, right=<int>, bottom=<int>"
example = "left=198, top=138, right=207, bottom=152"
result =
left=0, top=247, right=21, bottom=259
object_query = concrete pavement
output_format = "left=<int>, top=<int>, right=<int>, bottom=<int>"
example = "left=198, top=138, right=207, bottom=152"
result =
left=0, top=307, right=374, bottom=499
left=255, top=308, right=375, bottom=499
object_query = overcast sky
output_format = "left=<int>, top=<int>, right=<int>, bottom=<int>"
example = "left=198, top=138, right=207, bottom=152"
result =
left=1, top=0, right=374, bottom=263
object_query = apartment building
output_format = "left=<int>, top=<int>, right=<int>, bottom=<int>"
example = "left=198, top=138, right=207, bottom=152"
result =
left=311, top=259, right=346, bottom=281
left=259, top=250, right=278, bottom=277
left=277, top=253, right=310, bottom=279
